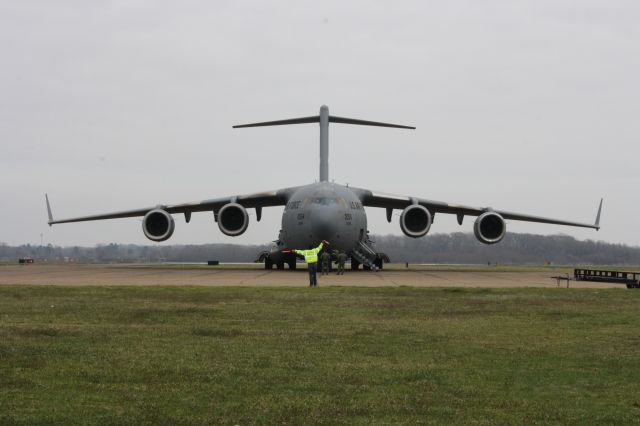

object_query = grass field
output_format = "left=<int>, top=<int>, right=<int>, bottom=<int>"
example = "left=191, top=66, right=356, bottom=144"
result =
left=1, top=286, right=639, bottom=424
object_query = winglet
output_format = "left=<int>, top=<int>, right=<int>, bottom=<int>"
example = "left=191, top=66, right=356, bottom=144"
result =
left=594, top=198, right=603, bottom=230
left=45, top=194, right=54, bottom=226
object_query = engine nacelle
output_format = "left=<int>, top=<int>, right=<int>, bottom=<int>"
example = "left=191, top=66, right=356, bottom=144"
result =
left=218, top=203, right=249, bottom=236
left=399, top=204, right=432, bottom=238
left=142, top=209, right=175, bottom=242
left=474, top=212, right=506, bottom=244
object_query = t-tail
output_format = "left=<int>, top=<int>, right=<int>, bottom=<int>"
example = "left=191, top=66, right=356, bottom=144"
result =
left=233, top=105, right=415, bottom=182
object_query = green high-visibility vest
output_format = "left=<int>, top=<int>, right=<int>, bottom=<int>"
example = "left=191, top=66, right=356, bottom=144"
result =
left=294, top=242, right=324, bottom=264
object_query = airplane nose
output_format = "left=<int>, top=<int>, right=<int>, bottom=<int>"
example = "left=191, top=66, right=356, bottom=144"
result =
left=312, top=209, right=338, bottom=241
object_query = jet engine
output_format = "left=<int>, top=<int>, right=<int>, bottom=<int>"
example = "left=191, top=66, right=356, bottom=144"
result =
left=218, top=203, right=249, bottom=236
left=400, top=204, right=432, bottom=238
left=142, top=209, right=175, bottom=242
left=473, top=212, right=506, bottom=244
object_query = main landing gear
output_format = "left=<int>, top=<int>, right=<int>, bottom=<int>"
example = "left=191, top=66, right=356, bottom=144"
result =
left=263, top=253, right=297, bottom=270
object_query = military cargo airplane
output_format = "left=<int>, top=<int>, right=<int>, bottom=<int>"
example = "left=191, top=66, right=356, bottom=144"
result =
left=46, top=105, right=602, bottom=270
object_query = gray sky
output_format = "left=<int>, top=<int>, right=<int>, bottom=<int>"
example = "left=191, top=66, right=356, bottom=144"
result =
left=1, top=1, right=638, bottom=247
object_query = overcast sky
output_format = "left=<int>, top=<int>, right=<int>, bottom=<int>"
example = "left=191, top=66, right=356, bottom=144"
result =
left=1, top=1, right=638, bottom=247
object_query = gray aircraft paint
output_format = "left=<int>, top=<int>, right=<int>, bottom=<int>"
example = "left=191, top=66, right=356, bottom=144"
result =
left=46, top=106, right=601, bottom=267
left=319, top=105, right=329, bottom=182
left=280, top=181, right=366, bottom=253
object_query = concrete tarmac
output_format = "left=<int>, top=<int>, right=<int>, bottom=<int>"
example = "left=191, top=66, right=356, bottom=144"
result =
left=0, top=264, right=624, bottom=288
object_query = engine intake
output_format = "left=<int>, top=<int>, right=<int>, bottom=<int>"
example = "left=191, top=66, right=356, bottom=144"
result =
left=474, top=212, right=506, bottom=244
left=218, top=203, right=249, bottom=236
left=142, top=209, right=175, bottom=242
left=400, top=204, right=432, bottom=238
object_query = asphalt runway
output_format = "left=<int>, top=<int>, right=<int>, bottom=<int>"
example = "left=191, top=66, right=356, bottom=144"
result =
left=0, top=264, right=624, bottom=288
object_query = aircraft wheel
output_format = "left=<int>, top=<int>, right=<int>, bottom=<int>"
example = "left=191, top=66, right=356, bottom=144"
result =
left=374, top=258, right=383, bottom=270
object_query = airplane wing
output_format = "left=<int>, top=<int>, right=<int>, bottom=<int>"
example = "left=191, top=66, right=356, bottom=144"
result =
left=351, top=187, right=602, bottom=230
left=46, top=186, right=299, bottom=225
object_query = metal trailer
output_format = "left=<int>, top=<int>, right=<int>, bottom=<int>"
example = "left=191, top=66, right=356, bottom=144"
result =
left=574, top=269, right=640, bottom=289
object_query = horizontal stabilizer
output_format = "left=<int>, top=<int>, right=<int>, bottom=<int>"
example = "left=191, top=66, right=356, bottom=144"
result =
left=232, top=105, right=415, bottom=182
left=233, top=116, right=319, bottom=128
left=329, top=116, right=415, bottom=129
left=233, top=112, right=415, bottom=130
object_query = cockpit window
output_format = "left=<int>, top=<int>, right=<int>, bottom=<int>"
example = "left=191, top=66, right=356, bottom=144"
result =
left=312, top=197, right=338, bottom=205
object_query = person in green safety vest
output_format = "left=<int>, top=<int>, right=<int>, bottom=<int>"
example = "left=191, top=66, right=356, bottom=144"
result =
left=292, top=240, right=329, bottom=287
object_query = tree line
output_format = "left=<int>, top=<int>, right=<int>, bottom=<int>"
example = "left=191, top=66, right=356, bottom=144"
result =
left=1, top=233, right=639, bottom=265
left=372, top=233, right=640, bottom=265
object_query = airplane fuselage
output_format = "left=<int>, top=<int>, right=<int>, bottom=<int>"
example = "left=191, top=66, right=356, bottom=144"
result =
left=280, top=182, right=367, bottom=253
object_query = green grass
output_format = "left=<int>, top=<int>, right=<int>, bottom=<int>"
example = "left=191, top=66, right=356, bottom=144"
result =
left=1, top=286, right=640, bottom=424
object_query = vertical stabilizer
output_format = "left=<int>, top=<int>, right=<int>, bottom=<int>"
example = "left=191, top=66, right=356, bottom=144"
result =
left=319, top=105, right=329, bottom=182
